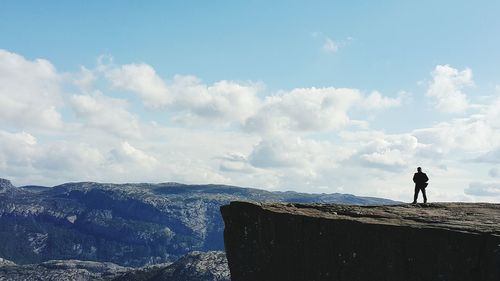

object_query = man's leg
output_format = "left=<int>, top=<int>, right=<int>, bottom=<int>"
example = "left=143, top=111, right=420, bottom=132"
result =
left=422, top=188, right=427, bottom=203
left=413, top=186, right=419, bottom=203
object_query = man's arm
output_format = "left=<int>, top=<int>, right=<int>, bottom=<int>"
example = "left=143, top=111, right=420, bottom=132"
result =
left=413, top=174, right=417, bottom=183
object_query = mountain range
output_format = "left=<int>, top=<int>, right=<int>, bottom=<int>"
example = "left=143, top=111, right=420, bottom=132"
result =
left=0, top=178, right=396, bottom=280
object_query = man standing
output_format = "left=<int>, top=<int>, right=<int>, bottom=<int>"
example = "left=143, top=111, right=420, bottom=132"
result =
left=412, top=167, right=429, bottom=204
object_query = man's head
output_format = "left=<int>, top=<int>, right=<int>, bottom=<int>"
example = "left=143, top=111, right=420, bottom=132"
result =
left=417, top=167, right=422, bottom=172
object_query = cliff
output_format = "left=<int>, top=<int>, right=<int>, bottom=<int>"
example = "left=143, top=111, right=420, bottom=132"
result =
left=221, top=202, right=500, bottom=281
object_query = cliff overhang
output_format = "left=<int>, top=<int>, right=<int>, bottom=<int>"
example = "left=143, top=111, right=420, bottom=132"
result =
left=221, top=202, right=500, bottom=281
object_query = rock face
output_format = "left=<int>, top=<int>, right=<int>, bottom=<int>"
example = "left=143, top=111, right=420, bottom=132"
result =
left=112, top=251, right=230, bottom=281
left=0, top=178, right=395, bottom=267
left=0, top=259, right=129, bottom=281
left=0, top=251, right=228, bottom=281
left=221, top=202, right=500, bottom=281
left=0, top=179, right=15, bottom=193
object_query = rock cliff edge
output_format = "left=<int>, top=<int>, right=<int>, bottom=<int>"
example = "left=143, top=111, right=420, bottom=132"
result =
left=221, top=202, right=500, bottom=281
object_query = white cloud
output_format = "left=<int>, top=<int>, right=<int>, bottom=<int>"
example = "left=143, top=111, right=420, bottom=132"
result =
left=244, top=87, right=362, bottom=133
left=359, top=91, right=402, bottom=110
left=0, top=130, right=37, bottom=169
left=344, top=132, right=420, bottom=171
left=106, top=63, right=262, bottom=125
left=244, top=87, right=401, bottom=134
left=484, top=95, right=500, bottom=129
left=241, top=134, right=360, bottom=192
left=426, top=64, right=473, bottom=113
left=0, top=49, right=63, bottom=130
left=413, top=117, right=500, bottom=153
left=70, top=92, right=141, bottom=138
left=167, top=75, right=262, bottom=124
left=73, top=66, right=96, bottom=93
left=104, top=61, right=399, bottom=133
left=110, top=142, right=159, bottom=170
left=413, top=91, right=500, bottom=155
left=34, top=142, right=105, bottom=173
left=248, top=135, right=328, bottom=169
left=3, top=49, right=500, bottom=202
left=106, top=63, right=172, bottom=108
left=312, top=33, right=352, bottom=54
left=323, top=38, right=339, bottom=53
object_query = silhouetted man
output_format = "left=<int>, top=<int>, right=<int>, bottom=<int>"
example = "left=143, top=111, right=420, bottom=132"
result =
left=412, top=167, right=429, bottom=204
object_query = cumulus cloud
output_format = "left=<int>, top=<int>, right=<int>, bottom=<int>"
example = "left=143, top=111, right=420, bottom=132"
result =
left=248, top=136, right=329, bottom=169
left=483, top=95, right=500, bottom=129
left=241, top=134, right=358, bottom=191
left=4, top=49, right=500, bottom=201
left=106, top=63, right=172, bottom=108
left=167, top=75, right=262, bottom=124
left=344, top=133, right=420, bottom=171
left=243, top=87, right=402, bottom=134
left=110, top=142, right=159, bottom=170
left=0, top=49, right=63, bottom=130
left=0, top=130, right=106, bottom=183
left=70, top=93, right=141, bottom=138
left=359, top=91, right=403, bottom=110
left=411, top=84, right=500, bottom=166
left=104, top=61, right=401, bottom=131
left=0, top=130, right=37, bottom=169
left=105, top=63, right=262, bottom=125
left=426, top=64, right=473, bottom=113
left=413, top=117, right=500, bottom=153
left=73, top=66, right=96, bottom=93
left=244, top=87, right=362, bottom=133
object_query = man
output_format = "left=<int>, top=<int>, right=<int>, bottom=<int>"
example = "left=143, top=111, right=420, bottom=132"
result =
left=412, top=167, right=429, bottom=204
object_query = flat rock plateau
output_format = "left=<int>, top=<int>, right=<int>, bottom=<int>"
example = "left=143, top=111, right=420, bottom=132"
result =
left=221, top=202, right=500, bottom=281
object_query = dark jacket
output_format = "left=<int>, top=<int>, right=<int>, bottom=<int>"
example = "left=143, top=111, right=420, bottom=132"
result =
left=413, top=172, right=429, bottom=188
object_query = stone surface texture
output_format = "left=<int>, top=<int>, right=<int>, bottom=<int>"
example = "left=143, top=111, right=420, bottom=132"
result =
left=0, top=251, right=228, bottom=281
left=112, top=251, right=230, bottom=281
left=221, top=201, right=500, bottom=281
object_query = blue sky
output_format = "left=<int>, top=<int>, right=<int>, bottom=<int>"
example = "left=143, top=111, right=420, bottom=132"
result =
left=0, top=1, right=499, bottom=202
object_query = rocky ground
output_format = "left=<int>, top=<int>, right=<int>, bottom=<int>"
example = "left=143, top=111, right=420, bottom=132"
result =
left=112, top=251, right=230, bottom=281
left=0, top=259, right=129, bottom=281
left=0, top=251, right=228, bottom=281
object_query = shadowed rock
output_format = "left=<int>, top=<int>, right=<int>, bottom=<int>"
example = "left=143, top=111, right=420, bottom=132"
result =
left=221, top=202, right=500, bottom=281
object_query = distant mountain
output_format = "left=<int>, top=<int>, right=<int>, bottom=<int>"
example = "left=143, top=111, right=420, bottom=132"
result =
left=0, top=259, right=129, bottom=281
left=0, top=251, right=228, bottom=281
left=112, top=251, right=229, bottom=281
left=0, top=178, right=396, bottom=267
